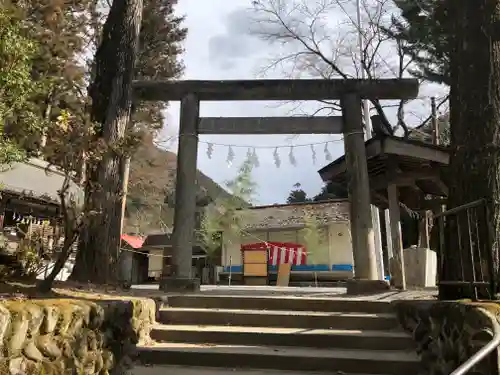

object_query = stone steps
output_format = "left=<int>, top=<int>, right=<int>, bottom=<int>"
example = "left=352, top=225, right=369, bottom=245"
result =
left=132, top=365, right=394, bottom=375
left=158, top=307, right=399, bottom=330
left=150, top=324, right=416, bottom=351
left=164, top=294, right=394, bottom=313
left=137, top=343, right=419, bottom=375
left=288, top=281, right=348, bottom=288
left=138, top=295, right=420, bottom=375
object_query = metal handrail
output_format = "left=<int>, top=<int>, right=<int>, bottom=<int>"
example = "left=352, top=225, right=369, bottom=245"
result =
left=450, top=309, right=500, bottom=375
left=434, top=198, right=486, bottom=219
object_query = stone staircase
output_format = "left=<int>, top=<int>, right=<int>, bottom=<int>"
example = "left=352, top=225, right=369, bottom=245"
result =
left=137, top=295, right=421, bottom=375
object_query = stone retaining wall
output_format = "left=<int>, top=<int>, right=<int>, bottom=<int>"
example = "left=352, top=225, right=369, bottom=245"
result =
left=0, top=297, right=155, bottom=375
left=395, top=300, right=500, bottom=375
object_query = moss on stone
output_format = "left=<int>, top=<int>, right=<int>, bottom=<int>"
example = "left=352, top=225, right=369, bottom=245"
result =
left=0, top=296, right=155, bottom=375
left=395, top=299, right=500, bottom=375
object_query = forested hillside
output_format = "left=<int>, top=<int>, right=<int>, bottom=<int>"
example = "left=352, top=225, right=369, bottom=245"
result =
left=125, top=135, right=232, bottom=234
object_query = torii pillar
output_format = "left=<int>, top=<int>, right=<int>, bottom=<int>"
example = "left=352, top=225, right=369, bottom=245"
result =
left=341, top=94, right=378, bottom=282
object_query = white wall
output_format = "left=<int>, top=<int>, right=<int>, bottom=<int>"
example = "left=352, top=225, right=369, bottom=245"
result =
left=327, top=222, right=354, bottom=266
left=148, top=249, right=163, bottom=277
left=222, top=222, right=353, bottom=267
left=223, top=231, right=265, bottom=267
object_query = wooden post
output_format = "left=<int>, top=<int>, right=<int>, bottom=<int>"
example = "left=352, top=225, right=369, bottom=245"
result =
left=430, top=96, right=445, bottom=257
left=387, top=183, right=406, bottom=289
left=372, top=205, right=384, bottom=280
left=431, top=97, right=439, bottom=145
left=384, top=208, right=393, bottom=282
left=119, top=157, right=131, bottom=237
left=418, top=211, right=431, bottom=248
left=384, top=209, right=393, bottom=259
left=160, top=93, right=200, bottom=292
left=341, top=93, right=378, bottom=280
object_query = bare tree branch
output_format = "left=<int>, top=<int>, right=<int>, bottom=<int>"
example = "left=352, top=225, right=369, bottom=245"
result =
left=249, top=0, right=447, bottom=136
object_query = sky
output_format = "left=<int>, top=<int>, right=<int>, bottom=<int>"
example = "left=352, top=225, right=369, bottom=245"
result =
left=160, top=0, right=448, bottom=205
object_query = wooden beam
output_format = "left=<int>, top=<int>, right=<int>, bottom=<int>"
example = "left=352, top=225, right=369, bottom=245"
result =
left=370, top=170, right=442, bottom=190
left=318, top=138, right=382, bottom=182
left=382, top=137, right=449, bottom=164
left=341, top=93, right=378, bottom=280
left=133, top=78, right=419, bottom=102
left=371, top=190, right=446, bottom=211
left=318, top=137, right=450, bottom=185
left=428, top=176, right=449, bottom=196
left=404, top=198, right=447, bottom=211
left=198, top=116, right=343, bottom=135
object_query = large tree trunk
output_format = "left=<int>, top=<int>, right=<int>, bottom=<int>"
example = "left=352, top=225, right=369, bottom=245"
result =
left=70, top=0, right=143, bottom=284
left=442, top=0, right=500, bottom=299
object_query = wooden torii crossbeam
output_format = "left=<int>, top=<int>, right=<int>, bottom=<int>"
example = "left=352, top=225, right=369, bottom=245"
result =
left=133, top=78, right=419, bottom=292
left=198, top=117, right=341, bottom=134
left=134, top=79, right=417, bottom=101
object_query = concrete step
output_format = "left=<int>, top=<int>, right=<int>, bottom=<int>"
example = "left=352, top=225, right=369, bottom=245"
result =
left=288, top=281, right=348, bottom=287
left=165, top=295, right=394, bottom=314
left=150, top=324, right=415, bottom=351
left=133, top=365, right=394, bottom=375
left=137, top=343, right=420, bottom=375
left=158, top=307, right=400, bottom=331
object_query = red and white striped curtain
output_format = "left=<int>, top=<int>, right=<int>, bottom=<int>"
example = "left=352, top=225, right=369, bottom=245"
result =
left=240, top=242, right=307, bottom=266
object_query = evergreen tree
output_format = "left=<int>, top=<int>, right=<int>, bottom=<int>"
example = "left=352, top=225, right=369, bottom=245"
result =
left=69, top=0, right=187, bottom=284
left=200, top=158, right=255, bottom=261
left=409, top=112, right=450, bottom=145
left=286, top=181, right=348, bottom=205
left=286, top=183, right=310, bottom=204
left=6, top=0, right=92, bottom=158
left=124, top=0, right=187, bottom=228
left=313, top=182, right=348, bottom=201
left=0, top=3, right=42, bottom=165
left=70, top=0, right=143, bottom=284
left=383, top=0, right=450, bottom=85
left=132, top=0, right=187, bottom=133
left=300, top=209, right=323, bottom=286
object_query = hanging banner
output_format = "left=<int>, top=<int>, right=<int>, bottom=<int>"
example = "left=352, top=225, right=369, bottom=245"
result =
left=240, top=242, right=307, bottom=266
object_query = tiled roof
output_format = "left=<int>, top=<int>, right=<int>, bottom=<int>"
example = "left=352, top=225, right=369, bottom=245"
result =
left=121, top=234, right=145, bottom=249
left=142, top=233, right=171, bottom=247
left=142, top=232, right=204, bottom=248
left=0, top=158, right=84, bottom=205
left=242, top=200, right=350, bottom=230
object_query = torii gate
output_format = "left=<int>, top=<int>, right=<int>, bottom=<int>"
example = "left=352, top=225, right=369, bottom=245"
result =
left=133, top=79, right=419, bottom=292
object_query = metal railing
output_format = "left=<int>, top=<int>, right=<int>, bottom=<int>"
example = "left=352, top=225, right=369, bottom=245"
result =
left=433, top=199, right=500, bottom=374
left=450, top=310, right=500, bottom=375
left=434, top=199, right=496, bottom=300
